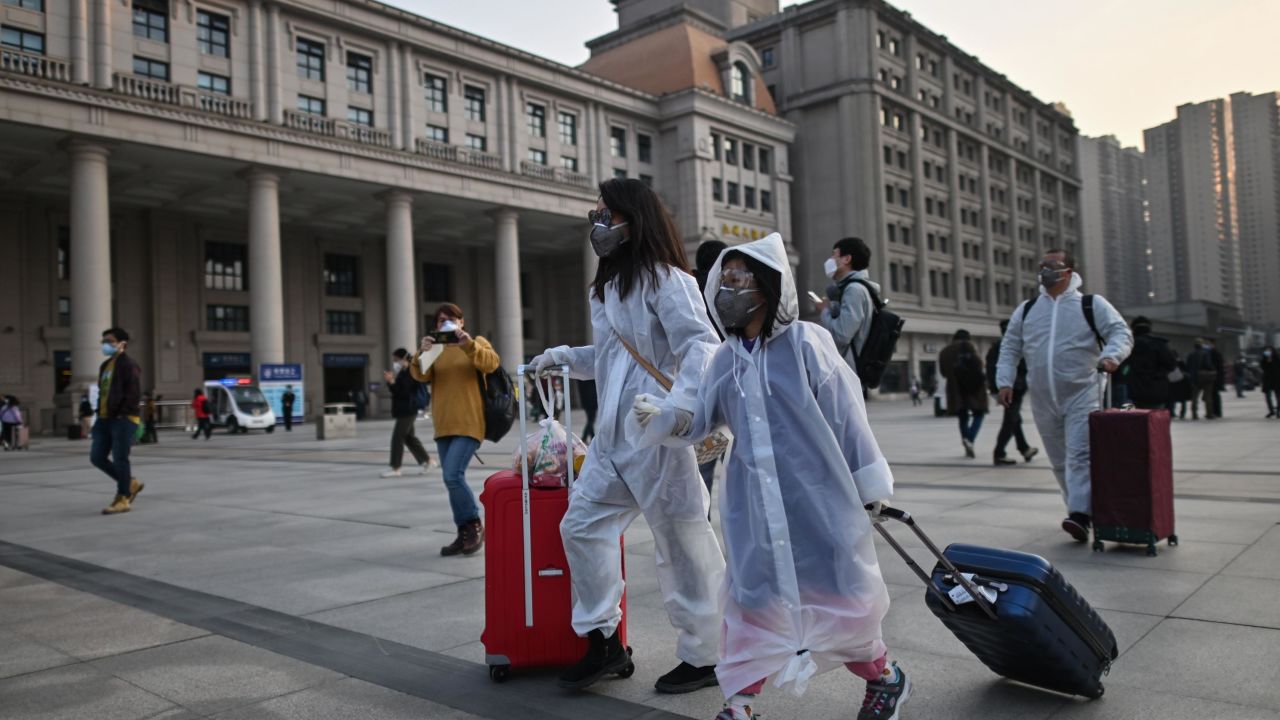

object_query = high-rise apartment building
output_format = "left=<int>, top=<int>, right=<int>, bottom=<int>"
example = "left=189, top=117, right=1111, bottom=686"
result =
left=1078, top=135, right=1151, bottom=309
left=1228, top=91, right=1280, bottom=329
left=1143, top=99, right=1243, bottom=310
left=726, top=0, right=1082, bottom=389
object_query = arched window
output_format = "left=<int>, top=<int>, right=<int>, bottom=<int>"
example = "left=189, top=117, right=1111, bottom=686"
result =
left=731, top=62, right=750, bottom=103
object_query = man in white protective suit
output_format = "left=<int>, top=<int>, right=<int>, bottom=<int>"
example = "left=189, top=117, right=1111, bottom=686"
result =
left=997, top=248, right=1133, bottom=542
left=530, top=178, right=725, bottom=694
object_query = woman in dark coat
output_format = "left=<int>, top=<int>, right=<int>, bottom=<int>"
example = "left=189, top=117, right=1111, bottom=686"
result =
left=939, top=329, right=990, bottom=458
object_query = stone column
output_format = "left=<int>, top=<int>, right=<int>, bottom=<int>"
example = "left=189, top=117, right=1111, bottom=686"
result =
left=400, top=44, right=415, bottom=151
left=68, top=141, right=113, bottom=387
left=265, top=3, right=282, bottom=124
left=92, top=0, right=112, bottom=89
left=248, top=0, right=267, bottom=121
left=244, top=169, right=285, bottom=370
left=69, top=0, right=90, bottom=85
left=383, top=191, right=416, bottom=351
left=491, top=208, right=523, bottom=371
left=386, top=42, right=400, bottom=150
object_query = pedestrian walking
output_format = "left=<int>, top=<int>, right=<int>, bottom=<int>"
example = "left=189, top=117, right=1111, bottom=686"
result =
left=693, top=238, right=728, bottom=499
left=1232, top=357, right=1248, bottom=399
left=530, top=178, right=725, bottom=694
left=1, top=395, right=21, bottom=449
left=816, top=237, right=877, bottom=395
left=1187, top=340, right=1217, bottom=419
left=1209, top=340, right=1226, bottom=419
left=1261, top=346, right=1280, bottom=418
left=987, top=320, right=1038, bottom=466
left=1123, top=317, right=1177, bottom=410
left=191, top=388, right=212, bottom=440
left=632, top=235, right=911, bottom=720
left=381, top=348, right=435, bottom=478
left=997, top=250, right=1132, bottom=542
left=410, top=302, right=500, bottom=557
left=92, top=328, right=145, bottom=515
left=281, top=385, right=296, bottom=431
left=939, top=329, right=989, bottom=458
left=909, top=377, right=923, bottom=406
left=141, top=392, right=160, bottom=443
left=78, top=393, right=95, bottom=439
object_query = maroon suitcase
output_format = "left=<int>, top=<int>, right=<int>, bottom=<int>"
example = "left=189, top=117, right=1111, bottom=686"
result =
left=1088, top=405, right=1177, bottom=556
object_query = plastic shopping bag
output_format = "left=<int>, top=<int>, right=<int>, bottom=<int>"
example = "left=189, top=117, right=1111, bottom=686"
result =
left=515, top=418, right=587, bottom=488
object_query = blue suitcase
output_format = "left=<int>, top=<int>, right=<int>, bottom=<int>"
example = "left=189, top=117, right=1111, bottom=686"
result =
left=874, top=507, right=1118, bottom=698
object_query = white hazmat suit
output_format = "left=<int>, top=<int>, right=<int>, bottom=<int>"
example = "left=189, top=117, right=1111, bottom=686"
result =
left=534, top=264, right=725, bottom=668
left=636, top=234, right=895, bottom=698
left=996, top=273, right=1132, bottom=515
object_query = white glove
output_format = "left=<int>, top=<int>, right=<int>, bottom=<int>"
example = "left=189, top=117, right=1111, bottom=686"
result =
left=529, top=352, right=558, bottom=376
left=865, top=500, right=890, bottom=523
left=632, top=394, right=662, bottom=428
left=672, top=409, right=693, bottom=438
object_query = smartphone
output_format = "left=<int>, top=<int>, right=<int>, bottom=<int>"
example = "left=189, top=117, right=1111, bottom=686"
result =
left=806, top=290, right=824, bottom=305
left=430, top=330, right=459, bottom=345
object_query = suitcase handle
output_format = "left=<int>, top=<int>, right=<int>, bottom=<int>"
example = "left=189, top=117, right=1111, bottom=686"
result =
left=870, top=506, right=998, bottom=621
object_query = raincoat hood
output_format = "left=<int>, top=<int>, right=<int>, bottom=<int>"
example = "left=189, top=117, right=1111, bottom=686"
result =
left=703, top=233, right=797, bottom=341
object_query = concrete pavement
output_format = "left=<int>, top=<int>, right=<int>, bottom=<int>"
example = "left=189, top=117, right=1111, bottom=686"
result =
left=1, top=393, right=1278, bottom=719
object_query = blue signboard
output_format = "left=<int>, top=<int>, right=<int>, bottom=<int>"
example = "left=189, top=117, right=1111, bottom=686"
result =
left=259, top=363, right=304, bottom=424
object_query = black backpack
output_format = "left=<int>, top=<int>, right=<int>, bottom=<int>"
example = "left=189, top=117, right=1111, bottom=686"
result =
left=411, top=381, right=429, bottom=412
left=844, top=278, right=905, bottom=389
left=952, top=346, right=986, bottom=394
left=476, top=367, right=516, bottom=443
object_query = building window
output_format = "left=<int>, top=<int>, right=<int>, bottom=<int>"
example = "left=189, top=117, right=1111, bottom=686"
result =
left=196, top=10, right=229, bottom=57
left=346, top=52, right=372, bottom=94
left=205, top=243, right=247, bottom=290
left=527, top=148, right=547, bottom=165
left=561, top=156, right=579, bottom=172
left=613, top=168, right=627, bottom=179
left=744, top=186, right=756, bottom=209
left=712, top=178, right=723, bottom=202
left=424, top=74, right=447, bottom=113
left=888, top=38, right=899, bottom=56
left=57, top=296, right=70, bottom=327
left=56, top=225, right=69, bottom=279
left=903, top=265, right=914, bottom=293
left=347, top=106, right=372, bottom=126
left=326, top=310, right=363, bottom=335
left=197, top=71, right=229, bottom=95
left=610, top=127, right=626, bottom=158
left=422, top=262, right=452, bottom=302
left=887, top=224, right=896, bottom=243
left=527, top=102, right=546, bottom=138
left=639, top=174, right=653, bottom=187
left=132, top=56, right=169, bottom=81
left=727, top=181, right=739, bottom=205
left=761, top=190, right=772, bottom=212
left=132, top=0, right=167, bottom=43
left=724, top=138, right=738, bottom=165
left=761, top=47, right=775, bottom=68
left=638, top=134, right=652, bottom=163
left=876, top=30, right=885, bottom=49
left=464, top=85, right=486, bottom=122
left=323, top=254, right=359, bottom=297
left=207, top=305, right=249, bottom=332
left=712, top=132, right=721, bottom=160
left=426, top=124, right=448, bottom=143
left=889, top=263, right=899, bottom=292
left=758, top=148, right=771, bottom=174
left=1, top=26, right=44, bottom=53
left=4, top=0, right=44, bottom=9
left=730, top=62, right=749, bottom=102
left=743, top=142, right=755, bottom=170
left=296, top=37, right=325, bottom=81
left=558, top=111, right=577, bottom=146
left=465, top=133, right=487, bottom=152
left=297, top=95, right=325, bottom=115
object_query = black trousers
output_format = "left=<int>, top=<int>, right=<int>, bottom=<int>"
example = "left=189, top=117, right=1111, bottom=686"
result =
left=192, top=418, right=212, bottom=439
left=390, top=416, right=430, bottom=469
left=994, top=388, right=1030, bottom=457
left=283, top=405, right=293, bottom=431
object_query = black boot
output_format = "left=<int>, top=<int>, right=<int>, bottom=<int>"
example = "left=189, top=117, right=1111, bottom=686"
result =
left=558, top=629, right=629, bottom=690
left=440, top=526, right=465, bottom=556
left=655, top=661, right=719, bottom=693
left=460, top=518, right=484, bottom=555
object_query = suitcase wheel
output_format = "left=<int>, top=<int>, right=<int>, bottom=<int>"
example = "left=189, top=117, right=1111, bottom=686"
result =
left=1146, top=544, right=1158, bottom=557
left=1091, top=540, right=1104, bottom=553
left=1085, top=683, right=1105, bottom=699
left=1168, top=534, right=1179, bottom=547
left=616, top=647, right=636, bottom=679
left=489, top=664, right=511, bottom=683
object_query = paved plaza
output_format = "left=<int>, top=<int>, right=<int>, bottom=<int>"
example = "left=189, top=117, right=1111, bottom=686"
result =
left=1, top=395, right=1278, bottom=719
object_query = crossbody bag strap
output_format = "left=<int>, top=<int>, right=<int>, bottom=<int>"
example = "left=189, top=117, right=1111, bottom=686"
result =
left=616, top=333, right=674, bottom=392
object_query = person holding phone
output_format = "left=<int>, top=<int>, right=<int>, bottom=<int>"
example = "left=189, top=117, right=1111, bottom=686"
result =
left=381, top=348, right=434, bottom=478
left=410, top=303, right=500, bottom=556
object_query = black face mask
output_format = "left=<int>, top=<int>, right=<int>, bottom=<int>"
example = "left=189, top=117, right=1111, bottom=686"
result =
left=715, top=288, right=762, bottom=330
left=590, top=222, right=628, bottom=257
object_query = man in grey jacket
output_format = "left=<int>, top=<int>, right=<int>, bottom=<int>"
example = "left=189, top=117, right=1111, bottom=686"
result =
left=997, top=249, right=1133, bottom=542
left=816, top=237, right=877, bottom=379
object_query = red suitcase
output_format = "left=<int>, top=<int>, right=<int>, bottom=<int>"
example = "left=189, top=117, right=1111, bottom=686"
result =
left=479, top=365, right=632, bottom=683
left=1088, top=384, right=1177, bottom=556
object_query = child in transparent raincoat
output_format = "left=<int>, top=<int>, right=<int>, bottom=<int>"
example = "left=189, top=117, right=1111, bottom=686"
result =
left=632, top=234, right=912, bottom=720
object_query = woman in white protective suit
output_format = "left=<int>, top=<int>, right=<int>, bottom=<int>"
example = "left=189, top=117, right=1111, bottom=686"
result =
left=529, top=178, right=726, bottom=694
left=631, top=234, right=912, bottom=720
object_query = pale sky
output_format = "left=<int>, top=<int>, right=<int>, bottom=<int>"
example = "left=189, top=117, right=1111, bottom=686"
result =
left=384, top=0, right=1280, bottom=149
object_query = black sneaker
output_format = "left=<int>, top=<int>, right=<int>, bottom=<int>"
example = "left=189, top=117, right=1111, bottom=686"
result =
left=655, top=661, right=718, bottom=694
left=558, top=629, right=630, bottom=690
left=1021, top=447, right=1040, bottom=463
left=858, top=663, right=910, bottom=720
left=1062, top=512, right=1091, bottom=543
left=962, top=439, right=975, bottom=458
left=993, top=456, right=1017, bottom=466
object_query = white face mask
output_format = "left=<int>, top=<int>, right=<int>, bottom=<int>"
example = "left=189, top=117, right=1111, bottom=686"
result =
left=439, top=319, right=460, bottom=333
left=392, top=361, right=404, bottom=372
left=823, top=257, right=839, bottom=279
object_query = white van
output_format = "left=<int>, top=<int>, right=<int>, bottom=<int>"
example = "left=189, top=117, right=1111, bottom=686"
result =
left=203, top=379, right=277, bottom=433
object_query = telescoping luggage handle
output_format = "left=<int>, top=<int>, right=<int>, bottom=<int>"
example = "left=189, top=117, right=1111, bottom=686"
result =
left=514, top=364, right=573, bottom=629
left=870, top=506, right=998, bottom=621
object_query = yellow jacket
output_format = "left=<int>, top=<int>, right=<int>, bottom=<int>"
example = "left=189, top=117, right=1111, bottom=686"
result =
left=411, top=336, right=501, bottom=442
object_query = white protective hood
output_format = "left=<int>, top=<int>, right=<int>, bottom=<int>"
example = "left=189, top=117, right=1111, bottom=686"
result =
left=703, top=232, right=798, bottom=342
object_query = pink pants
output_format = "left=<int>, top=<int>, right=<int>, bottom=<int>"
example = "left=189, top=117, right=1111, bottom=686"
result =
left=737, top=654, right=887, bottom=696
